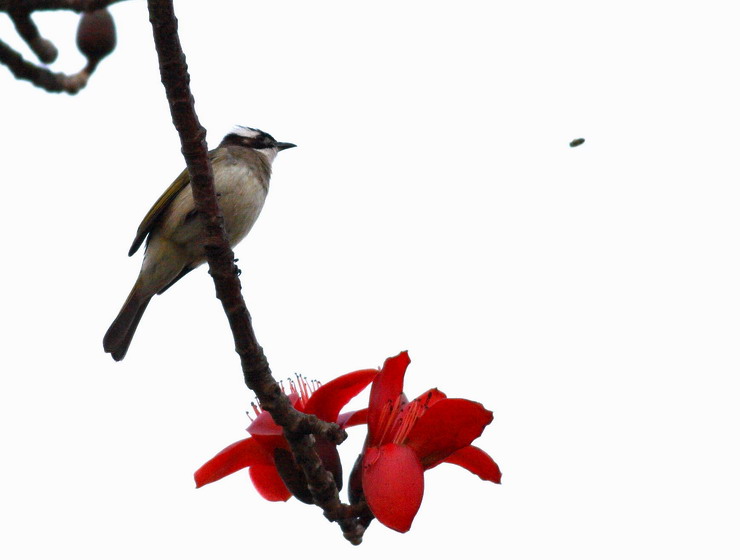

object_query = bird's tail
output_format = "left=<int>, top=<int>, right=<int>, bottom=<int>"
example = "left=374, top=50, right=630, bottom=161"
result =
left=103, top=282, right=152, bottom=361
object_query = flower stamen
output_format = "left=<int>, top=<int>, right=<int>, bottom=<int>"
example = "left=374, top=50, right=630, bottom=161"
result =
left=375, top=394, right=408, bottom=445
left=392, top=397, right=427, bottom=444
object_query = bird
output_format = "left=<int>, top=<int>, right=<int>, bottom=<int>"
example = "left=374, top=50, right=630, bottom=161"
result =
left=103, top=125, right=295, bottom=361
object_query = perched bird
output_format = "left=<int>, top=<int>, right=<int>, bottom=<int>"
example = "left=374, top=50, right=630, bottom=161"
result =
left=103, top=126, right=295, bottom=361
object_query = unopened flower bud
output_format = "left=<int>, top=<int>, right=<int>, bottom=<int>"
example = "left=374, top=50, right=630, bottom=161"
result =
left=76, top=9, right=117, bottom=66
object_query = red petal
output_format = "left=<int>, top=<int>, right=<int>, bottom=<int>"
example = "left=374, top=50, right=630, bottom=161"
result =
left=395, top=388, right=447, bottom=427
left=304, top=368, right=378, bottom=421
left=368, top=351, right=411, bottom=442
left=416, top=388, right=448, bottom=407
left=337, top=408, right=368, bottom=428
left=362, top=443, right=424, bottom=533
left=194, top=437, right=271, bottom=488
left=405, top=398, right=493, bottom=468
left=249, top=464, right=293, bottom=501
left=247, top=409, right=283, bottom=438
left=444, top=445, right=502, bottom=483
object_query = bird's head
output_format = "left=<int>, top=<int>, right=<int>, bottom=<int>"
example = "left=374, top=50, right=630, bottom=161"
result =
left=220, top=125, right=296, bottom=163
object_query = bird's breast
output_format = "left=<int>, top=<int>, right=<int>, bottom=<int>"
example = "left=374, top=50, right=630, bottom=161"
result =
left=214, top=160, right=269, bottom=246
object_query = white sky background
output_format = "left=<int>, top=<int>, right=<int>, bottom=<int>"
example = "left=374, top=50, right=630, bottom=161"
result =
left=1, top=0, right=738, bottom=557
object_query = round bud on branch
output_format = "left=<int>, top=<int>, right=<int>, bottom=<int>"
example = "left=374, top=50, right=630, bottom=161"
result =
left=76, top=9, right=117, bottom=71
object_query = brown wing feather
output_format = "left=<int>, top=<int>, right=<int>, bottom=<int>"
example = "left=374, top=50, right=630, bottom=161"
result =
left=127, top=150, right=226, bottom=257
left=128, top=167, right=191, bottom=256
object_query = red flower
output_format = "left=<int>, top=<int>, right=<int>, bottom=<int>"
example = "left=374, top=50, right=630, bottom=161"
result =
left=195, top=368, right=377, bottom=502
left=351, top=351, right=501, bottom=533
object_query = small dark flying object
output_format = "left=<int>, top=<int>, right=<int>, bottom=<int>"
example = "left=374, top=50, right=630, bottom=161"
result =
left=570, top=138, right=585, bottom=147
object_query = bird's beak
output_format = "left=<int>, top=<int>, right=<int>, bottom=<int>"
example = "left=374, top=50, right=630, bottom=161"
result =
left=277, top=142, right=297, bottom=151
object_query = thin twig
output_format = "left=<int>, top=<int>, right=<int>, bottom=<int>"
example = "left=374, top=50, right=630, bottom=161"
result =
left=0, top=38, right=89, bottom=93
left=8, top=4, right=58, bottom=63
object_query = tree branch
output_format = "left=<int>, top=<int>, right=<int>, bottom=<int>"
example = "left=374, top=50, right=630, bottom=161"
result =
left=0, top=38, right=89, bottom=93
left=8, top=4, right=58, bottom=63
left=1, top=2, right=119, bottom=93
left=146, top=0, right=371, bottom=544
left=0, top=0, right=125, bottom=12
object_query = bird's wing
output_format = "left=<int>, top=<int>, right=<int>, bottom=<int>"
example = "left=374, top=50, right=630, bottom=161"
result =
left=127, top=149, right=226, bottom=257
left=128, top=167, right=191, bottom=256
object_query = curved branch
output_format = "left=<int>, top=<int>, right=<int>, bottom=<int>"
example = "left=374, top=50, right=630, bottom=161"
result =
left=0, top=38, right=89, bottom=93
left=1, top=2, right=118, bottom=93
left=146, top=0, right=371, bottom=544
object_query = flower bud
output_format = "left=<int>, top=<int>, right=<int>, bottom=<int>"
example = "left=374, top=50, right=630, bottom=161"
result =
left=76, top=9, right=117, bottom=65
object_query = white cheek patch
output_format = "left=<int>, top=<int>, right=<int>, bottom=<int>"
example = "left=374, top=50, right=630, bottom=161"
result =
left=230, top=125, right=262, bottom=139
left=255, top=146, right=279, bottom=164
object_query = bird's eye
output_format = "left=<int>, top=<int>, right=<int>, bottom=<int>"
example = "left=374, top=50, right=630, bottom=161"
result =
left=254, top=136, right=276, bottom=149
